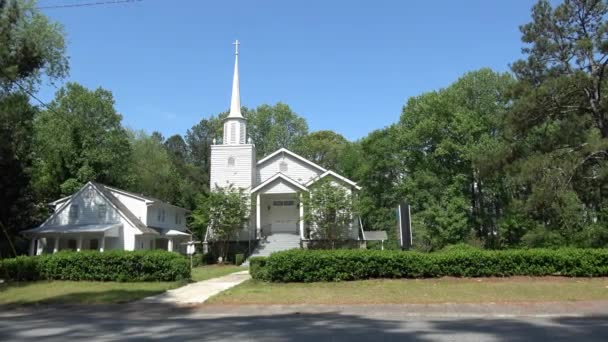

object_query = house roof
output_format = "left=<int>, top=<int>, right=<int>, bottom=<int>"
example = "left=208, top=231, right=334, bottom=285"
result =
left=22, top=223, right=122, bottom=237
left=257, top=148, right=327, bottom=173
left=306, top=170, right=361, bottom=190
left=93, top=183, right=159, bottom=235
left=250, top=173, right=309, bottom=194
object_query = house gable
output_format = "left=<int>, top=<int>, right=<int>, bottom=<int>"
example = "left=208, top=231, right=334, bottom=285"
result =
left=251, top=173, right=308, bottom=194
left=44, top=183, right=122, bottom=227
left=256, top=148, right=325, bottom=186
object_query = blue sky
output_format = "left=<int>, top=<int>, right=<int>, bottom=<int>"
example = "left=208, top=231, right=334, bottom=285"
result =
left=37, top=0, right=537, bottom=141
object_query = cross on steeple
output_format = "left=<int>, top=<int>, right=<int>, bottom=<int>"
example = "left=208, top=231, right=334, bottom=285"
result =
left=233, top=39, right=240, bottom=55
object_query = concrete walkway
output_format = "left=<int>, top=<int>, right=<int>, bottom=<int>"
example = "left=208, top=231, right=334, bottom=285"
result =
left=141, top=270, right=250, bottom=305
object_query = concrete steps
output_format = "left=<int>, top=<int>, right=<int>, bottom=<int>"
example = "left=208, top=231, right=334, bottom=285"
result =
left=242, top=233, right=300, bottom=266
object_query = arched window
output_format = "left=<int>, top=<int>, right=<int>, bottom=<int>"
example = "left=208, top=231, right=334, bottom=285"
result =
left=228, top=156, right=235, bottom=167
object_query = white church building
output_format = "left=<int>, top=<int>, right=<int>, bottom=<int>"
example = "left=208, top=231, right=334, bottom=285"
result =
left=205, top=41, right=362, bottom=257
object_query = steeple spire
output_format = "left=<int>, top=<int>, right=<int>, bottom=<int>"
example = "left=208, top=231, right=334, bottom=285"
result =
left=228, top=39, right=243, bottom=118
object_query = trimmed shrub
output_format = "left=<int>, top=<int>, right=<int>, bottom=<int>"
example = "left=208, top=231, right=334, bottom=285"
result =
left=251, top=248, right=608, bottom=282
left=235, top=253, right=245, bottom=266
left=249, top=256, right=268, bottom=281
left=0, top=255, right=41, bottom=281
left=0, top=250, right=190, bottom=282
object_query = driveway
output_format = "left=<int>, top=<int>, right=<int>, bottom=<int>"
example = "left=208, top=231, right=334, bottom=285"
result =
left=1, top=303, right=607, bottom=341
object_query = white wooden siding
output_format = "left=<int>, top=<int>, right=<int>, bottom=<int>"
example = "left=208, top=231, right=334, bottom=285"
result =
left=210, top=144, right=255, bottom=190
left=257, top=153, right=322, bottom=185
left=50, top=185, right=121, bottom=226
left=109, top=191, right=148, bottom=225
left=145, top=202, right=188, bottom=231
left=261, top=178, right=300, bottom=194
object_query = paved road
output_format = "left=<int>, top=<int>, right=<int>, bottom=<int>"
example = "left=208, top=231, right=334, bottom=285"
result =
left=1, top=303, right=607, bottom=341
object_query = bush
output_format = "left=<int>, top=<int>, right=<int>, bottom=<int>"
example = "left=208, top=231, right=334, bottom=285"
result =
left=0, top=250, right=190, bottom=282
left=248, top=256, right=268, bottom=281
left=251, top=248, right=608, bottom=282
left=235, top=253, right=245, bottom=266
left=0, top=255, right=41, bottom=281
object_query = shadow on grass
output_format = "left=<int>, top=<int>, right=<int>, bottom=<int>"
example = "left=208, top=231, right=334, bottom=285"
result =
left=0, top=303, right=607, bottom=341
left=0, top=281, right=186, bottom=307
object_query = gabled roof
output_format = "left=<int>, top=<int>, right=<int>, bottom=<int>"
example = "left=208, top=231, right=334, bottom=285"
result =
left=93, top=183, right=159, bottom=235
left=306, top=170, right=361, bottom=190
left=257, top=148, right=327, bottom=173
left=34, top=182, right=158, bottom=235
left=250, top=173, right=309, bottom=194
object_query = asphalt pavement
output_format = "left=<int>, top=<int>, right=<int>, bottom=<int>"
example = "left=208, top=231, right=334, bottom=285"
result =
left=1, top=302, right=607, bottom=341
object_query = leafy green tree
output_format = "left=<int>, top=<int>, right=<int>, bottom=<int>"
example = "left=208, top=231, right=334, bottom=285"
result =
left=293, top=130, right=350, bottom=171
left=351, top=126, right=403, bottom=248
left=191, top=185, right=249, bottom=261
left=127, top=130, right=181, bottom=204
left=247, top=103, right=309, bottom=158
left=32, top=83, right=131, bottom=200
left=494, top=0, right=608, bottom=247
left=0, top=0, right=68, bottom=93
left=302, top=179, right=356, bottom=249
left=0, top=94, right=37, bottom=256
left=397, top=69, right=513, bottom=250
left=0, top=0, right=68, bottom=256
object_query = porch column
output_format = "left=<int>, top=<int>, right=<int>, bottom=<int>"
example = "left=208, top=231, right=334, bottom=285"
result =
left=76, top=235, right=83, bottom=252
left=53, top=237, right=59, bottom=254
left=299, top=194, right=305, bottom=240
left=29, top=238, right=36, bottom=256
left=256, top=193, right=261, bottom=238
left=168, top=238, right=174, bottom=252
left=99, top=235, right=105, bottom=252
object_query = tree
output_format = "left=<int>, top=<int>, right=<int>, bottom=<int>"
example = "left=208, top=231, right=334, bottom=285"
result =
left=127, top=130, right=181, bottom=204
left=351, top=126, right=403, bottom=249
left=185, top=116, right=223, bottom=189
left=0, top=94, right=37, bottom=257
left=0, top=0, right=68, bottom=256
left=0, top=0, right=68, bottom=94
left=247, top=103, right=309, bottom=158
left=494, top=0, right=608, bottom=247
left=32, top=83, right=131, bottom=200
left=302, top=179, right=356, bottom=249
left=293, top=130, right=350, bottom=171
left=191, top=185, right=249, bottom=261
left=396, top=69, right=513, bottom=250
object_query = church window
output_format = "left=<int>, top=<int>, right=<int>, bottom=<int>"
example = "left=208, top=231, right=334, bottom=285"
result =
left=230, top=122, right=237, bottom=144
left=279, top=161, right=288, bottom=172
left=227, top=156, right=235, bottom=167
left=239, top=122, right=246, bottom=143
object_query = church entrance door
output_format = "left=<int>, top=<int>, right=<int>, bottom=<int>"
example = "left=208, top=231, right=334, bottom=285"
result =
left=270, top=198, right=298, bottom=234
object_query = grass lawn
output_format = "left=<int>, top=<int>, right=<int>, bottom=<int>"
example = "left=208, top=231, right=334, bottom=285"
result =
left=208, top=277, right=608, bottom=305
left=0, top=265, right=246, bottom=306
left=0, top=280, right=184, bottom=306
left=191, top=264, right=245, bottom=282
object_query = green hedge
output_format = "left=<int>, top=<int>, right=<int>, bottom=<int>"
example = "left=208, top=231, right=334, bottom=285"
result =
left=0, top=250, right=190, bottom=282
left=251, top=248, right=608, bottom=282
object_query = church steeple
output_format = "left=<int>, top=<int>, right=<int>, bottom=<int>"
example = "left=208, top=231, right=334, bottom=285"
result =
left=228, top=40, right=243, bottom=119
left=223, top=40, right=247, bottom=144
